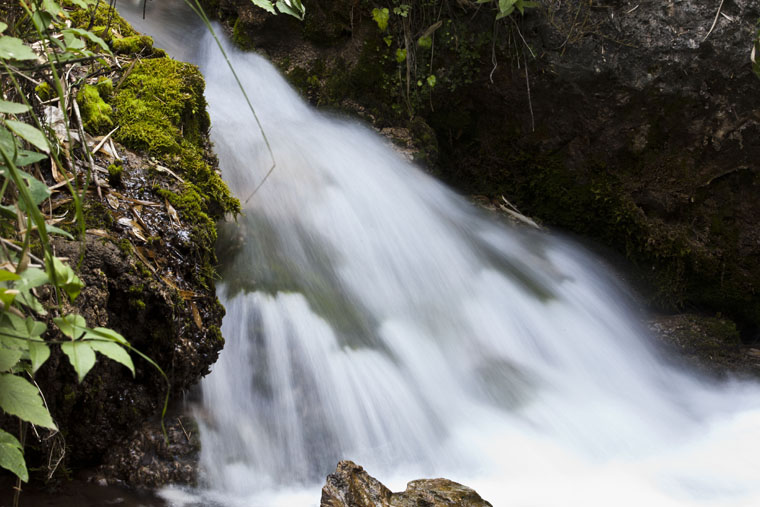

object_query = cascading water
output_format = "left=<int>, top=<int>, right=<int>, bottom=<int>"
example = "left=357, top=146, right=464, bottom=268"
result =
left=120, top=3, right=760, bottom=506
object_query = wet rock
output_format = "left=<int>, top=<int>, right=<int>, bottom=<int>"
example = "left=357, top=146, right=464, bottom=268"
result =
left=321, top=460, right=492, bottom=507
left=649, top=313, right=760, bottom=379
left=97, top=415, right=201, bottom=488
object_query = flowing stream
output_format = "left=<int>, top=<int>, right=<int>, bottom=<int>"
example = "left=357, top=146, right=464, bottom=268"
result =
left=120, top=3, right=760, bottom=506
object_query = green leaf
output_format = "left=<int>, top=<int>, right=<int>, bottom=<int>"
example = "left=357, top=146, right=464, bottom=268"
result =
left=0, top=428, right=27, bottom=482
left=13, top=150, right=47, bottom=167
left=29, top=10, right=54, bottom=35
left=0, top=22, right=8, bottom=34
left=62, top=32, right=85, bottom=51
left=45, top=224, right=74, bottom=239
left=47, top=257, right=83, bottom=301
left=40, top=0, right=63, bottom=17
left=68, top=0, right=93, bottom=8
left=17, top=267, right=48, bottom=290
left=0, top=270, right=20, bottom=282
left=87, top=340, right=134, bottom=376
left=0, top=125, right=17, bottom=155
left=0, top=288, right=18, bottom=309
left=62, top=28, right=111, bottom=54
left=0, top=204, right=15, bottom=220
left=60, top=341, right=96, bottom=383
left=16, top=168, right=51, bottom=208
left=28, top=340, right=50, bottom=374
left=372, top=8, right=390, bottom=32
left=4, top=120, right=49, bottom=153
left=15, top=268, right=49, bottom=315
left=85, top=326, right=128, bottom=345
left=0, top=37, right=38, bottom=61
left=417, top=35, right=432, bottom=50
left=0, top=100, right=30, bottom=115
left=53, top=314, right=87, bottom=340
left=0, top=373, right=57, bottom=428
left=0, top=346, right=22, bottom=371
left=395, top=48, right=407, bottom=63
left=275, top=0, right=305, bottom=20
left=427, top=75, right=437, bottom=87
left=250, top=0, right=276, bottom=15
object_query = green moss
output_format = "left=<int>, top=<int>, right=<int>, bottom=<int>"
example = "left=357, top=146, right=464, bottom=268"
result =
left=111, top=35, right=154, bottom=54
left=77, top=84, right=113, bottom=135
left=96, top=77, right=113, bottom=99
left=107, top=163, right=123, bottom=187
left=129, top=298, right=146, bottom=310
left=208, top=324, right=224, bottom=344
left=67, top=3, right=138, bottom=38
left=35, top=82, right=56, bottom=101
left=117, top=238, right=133, bottom=256
left=231, top=17, right=254, bottom=50
left=113, top=57, right=238, bottom=215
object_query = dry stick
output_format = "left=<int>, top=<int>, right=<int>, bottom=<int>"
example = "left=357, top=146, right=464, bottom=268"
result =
left=702, top=0, right=725, bottom=42
left=0, top=237, right=45, bottom=266
left=524, top=51, right=535, bottom=133
left=177, top=417, right=192, bottom=443
left=91, top=125, right=120, bottom=155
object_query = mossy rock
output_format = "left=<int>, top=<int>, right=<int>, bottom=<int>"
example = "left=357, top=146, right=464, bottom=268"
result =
left=77, top=84, right=113, bottom=135
left=67, top=2, right=138, bottom=38
left=111, top=35, right=155, bottom=54
left=110, top=56, right=239, bottom=286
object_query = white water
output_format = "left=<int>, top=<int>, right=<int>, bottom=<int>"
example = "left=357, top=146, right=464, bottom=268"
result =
left=121, top=4, right=760, bottom=506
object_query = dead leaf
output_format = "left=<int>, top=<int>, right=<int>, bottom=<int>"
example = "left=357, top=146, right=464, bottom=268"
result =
left=189, top=301, right=203, bottom=330
left=86, top=229, right=110, bottom=238
left=154, top=164, right=185, bottom=183
left=165, top=198, right=180, bottom=225
left=132, top=246, right=157, bottom=274
left=106, top=193, right=120, bottom=210
left=117, top=217, right=147, bottom=242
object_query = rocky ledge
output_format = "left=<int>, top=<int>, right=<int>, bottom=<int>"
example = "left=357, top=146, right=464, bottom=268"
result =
left=321, top=460, right=492, bottom=507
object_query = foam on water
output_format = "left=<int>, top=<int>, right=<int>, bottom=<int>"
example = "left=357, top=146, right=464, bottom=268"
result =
left=117, top=3, right=760, bottom=505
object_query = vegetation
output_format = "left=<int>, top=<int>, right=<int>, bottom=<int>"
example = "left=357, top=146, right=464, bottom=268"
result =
left=0, top=0, right=234, bottom=493
left=0, top=0, right=142, bottom=488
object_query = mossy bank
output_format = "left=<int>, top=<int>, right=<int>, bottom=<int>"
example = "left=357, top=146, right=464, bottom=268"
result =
left=6, top=3, right=239, bottom=488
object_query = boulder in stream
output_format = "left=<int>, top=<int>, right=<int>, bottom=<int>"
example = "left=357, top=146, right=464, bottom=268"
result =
left=321, top=460, right=493, bottom=507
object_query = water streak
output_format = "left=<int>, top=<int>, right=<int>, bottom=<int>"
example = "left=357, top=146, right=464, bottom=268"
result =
left=119, top=3, right=760, bottom=506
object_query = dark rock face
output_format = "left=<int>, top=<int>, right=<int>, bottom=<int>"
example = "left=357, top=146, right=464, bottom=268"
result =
left=321, top=460, right=493, bottom=507
left=204, top=0, right=760, bottom=341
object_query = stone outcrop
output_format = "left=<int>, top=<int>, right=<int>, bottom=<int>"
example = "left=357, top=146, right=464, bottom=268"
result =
left=321, top=460, right=493, bottom=507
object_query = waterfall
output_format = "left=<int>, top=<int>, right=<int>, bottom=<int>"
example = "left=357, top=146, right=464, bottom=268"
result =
left=120, top=3, right=760, bottom=506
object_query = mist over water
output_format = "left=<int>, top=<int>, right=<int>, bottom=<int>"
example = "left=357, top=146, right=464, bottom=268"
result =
left=120, top=3, right=760, bottom=506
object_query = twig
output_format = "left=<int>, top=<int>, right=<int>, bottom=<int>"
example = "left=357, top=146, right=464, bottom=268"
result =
left=91, top=125, right=119, bottom=155
left=0, top=237, right=45, bottom=265
left=524, top=52, right=534, bottom=133
left=702, top=0, right=725, bottom=42
left=177, top=417, right=192, bottom=443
